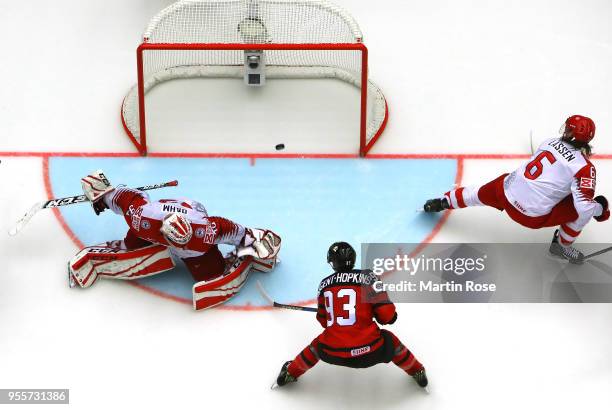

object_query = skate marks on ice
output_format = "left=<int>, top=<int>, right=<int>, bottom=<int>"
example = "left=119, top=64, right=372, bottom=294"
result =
left=46, top=156, right=457, bottom=308
left=546, top=249, right=612, bottom=302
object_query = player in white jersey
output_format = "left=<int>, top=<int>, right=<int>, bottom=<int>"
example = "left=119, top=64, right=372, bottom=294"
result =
left=423, top=115, right=609, bottom=263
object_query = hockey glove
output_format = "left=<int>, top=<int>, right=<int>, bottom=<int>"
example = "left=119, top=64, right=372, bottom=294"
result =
left=81, top=170, right=114, bottom=215
left=238, top=228, right=282, bottom=259
left=594, top=195, right=610, bottom=222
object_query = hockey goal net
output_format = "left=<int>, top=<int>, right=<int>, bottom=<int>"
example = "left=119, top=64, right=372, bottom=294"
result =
left=121, top=0, right=388, bottom=156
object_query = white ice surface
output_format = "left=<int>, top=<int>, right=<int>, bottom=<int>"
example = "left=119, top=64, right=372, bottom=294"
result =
left=1, top=1, right=611, bottom=409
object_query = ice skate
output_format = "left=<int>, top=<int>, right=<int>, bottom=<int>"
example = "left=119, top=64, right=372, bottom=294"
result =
left=412, top=368, right=429, bottom=389
left=423, top=198, right=450, bottom=213
left=272, top=361, right=297, bottom=389
left=549, top=230, right=585, bottom=264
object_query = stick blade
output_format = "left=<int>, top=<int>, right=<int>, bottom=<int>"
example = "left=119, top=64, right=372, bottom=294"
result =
left=256, top=280, right=275, bottom=305
left=8, top=201, right=45, bottom=236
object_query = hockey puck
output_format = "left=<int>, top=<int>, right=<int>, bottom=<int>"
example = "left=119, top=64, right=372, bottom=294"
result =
left=275, top=143, right=285, bottom=151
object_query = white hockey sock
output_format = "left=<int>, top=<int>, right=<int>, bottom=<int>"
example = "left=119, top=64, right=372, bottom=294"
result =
left=444, top=186, right=484, bottom=209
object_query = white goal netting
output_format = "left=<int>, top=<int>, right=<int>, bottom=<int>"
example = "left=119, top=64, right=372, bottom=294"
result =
left=121, top=0, right=387, bottom=155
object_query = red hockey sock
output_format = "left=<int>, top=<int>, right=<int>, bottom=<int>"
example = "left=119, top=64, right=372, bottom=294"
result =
left=287, top=343, right=320, bottom=379
left=387, top=332, right=423, bottom=376
left=444, top=188, right=467, bottom=209
left=392, top=347, right=423, bottom=376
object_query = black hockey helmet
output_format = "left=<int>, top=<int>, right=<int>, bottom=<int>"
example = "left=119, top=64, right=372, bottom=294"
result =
left=327, top=242, right=356, bottom=272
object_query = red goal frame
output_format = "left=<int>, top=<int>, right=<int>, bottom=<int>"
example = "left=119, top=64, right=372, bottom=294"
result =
left=121, top=42, right=387, bottom=157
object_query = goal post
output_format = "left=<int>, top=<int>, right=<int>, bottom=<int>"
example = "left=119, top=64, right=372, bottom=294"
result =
left=121, top=0, right=388, bottom=156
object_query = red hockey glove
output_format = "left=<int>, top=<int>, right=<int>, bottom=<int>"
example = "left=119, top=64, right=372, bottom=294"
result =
left=386, top=312, right=398, bottom=325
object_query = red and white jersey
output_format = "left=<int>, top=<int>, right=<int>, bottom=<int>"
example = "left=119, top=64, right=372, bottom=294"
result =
left=102, top=187, right=246, bottom=258
left=504, top=138, right=602, bottom=219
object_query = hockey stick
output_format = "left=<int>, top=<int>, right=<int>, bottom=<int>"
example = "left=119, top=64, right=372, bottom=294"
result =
left=8, top=180, right=178, bottom=236
left=256, top=280, right=317, bottom=312
left=584, top=245, right=612, bottom=260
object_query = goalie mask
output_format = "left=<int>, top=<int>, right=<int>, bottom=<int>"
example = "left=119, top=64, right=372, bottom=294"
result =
left=161, top=213, right=193, bottom=245
left=327, top=242, right=356, bottom=272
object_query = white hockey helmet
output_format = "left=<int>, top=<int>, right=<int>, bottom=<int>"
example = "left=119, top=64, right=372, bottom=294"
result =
left=161, top=213, right=193, bottom=245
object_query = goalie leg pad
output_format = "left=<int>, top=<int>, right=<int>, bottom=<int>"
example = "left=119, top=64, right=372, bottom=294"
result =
left=192, top=256, right=253, bottom=310
left=69, top=244, right=175, bottom=288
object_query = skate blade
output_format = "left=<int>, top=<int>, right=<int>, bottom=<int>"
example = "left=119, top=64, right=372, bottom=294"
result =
left=270, top=382, right=279, bottom=390
left=423, top=385, right=431, bottom=394
left=545, top=253, right=567, bottom=263
left=546, top=252, right=584, bottom=265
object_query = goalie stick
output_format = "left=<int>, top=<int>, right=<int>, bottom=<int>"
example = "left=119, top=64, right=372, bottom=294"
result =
left=256, top=280, right=317, bottom=312
left=8, top=180, right=178, bottom=236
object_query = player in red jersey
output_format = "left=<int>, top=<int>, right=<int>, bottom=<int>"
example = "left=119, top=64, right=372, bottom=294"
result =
left=424, top=115, right=609, bottom=264
left=274, top=242, right=428, bottom=389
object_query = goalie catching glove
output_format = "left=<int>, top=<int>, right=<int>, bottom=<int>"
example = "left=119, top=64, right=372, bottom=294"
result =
left=81, top=170, right=114, bottom=215
left=238, top=228, right=282, bottom=259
